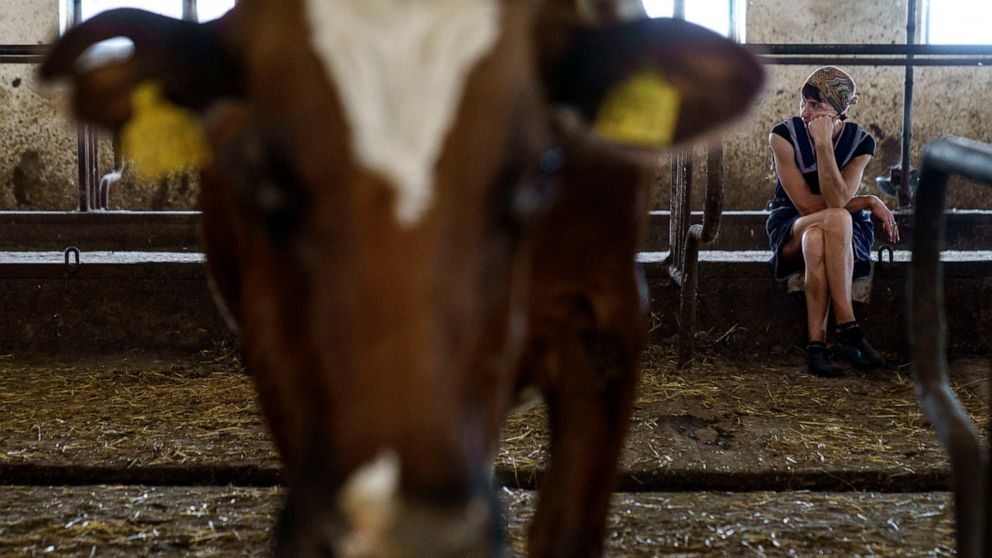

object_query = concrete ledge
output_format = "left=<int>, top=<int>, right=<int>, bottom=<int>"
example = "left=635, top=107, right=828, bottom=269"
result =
left=2, top=249, right=990, bottom=355
left=643, top=250, right=992, bottom=354
left=0, top=211, right=201, bottom=252
left=0, top=252, right=228, bottom=354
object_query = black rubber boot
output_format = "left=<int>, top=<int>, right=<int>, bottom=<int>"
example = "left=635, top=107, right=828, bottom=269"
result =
left=807, top=342, right=844, bottom=378
left=834, top=322, right=886, bottom=369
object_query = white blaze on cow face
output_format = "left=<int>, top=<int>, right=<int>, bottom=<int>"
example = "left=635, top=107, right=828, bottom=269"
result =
left=302, top=0, right=503, bottom=225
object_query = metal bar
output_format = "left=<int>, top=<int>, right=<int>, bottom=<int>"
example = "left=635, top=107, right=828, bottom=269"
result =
left=750, top=43, right=992, bottom=56
left=677, top=225, right=700, bottom=368
left=68, top=0, right=99, bottom=213
left=6, top=44, right=992, bottom=61
left=911, top=136, right=992, bottom=558
left=900, top=0, right=917, bottom=208
left=88, top=126, right=100, bottom=209
left=76, top=126, right=91, bottom=212
left=757, top=57, right=992, bottom=66
left=0, top=45, right=48, bottom=56
left=668, top=151, right=691, bottom=286
left=7, top=48, right=992, bottom=67
left=701, top=145, right=724, bottom=244
left=182, top=0, right=197, bottom=22
left=676, top=146, right=726, bottom=369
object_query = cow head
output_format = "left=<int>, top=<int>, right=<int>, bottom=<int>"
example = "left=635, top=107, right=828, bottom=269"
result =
left=42, top=1, right=763, bottom=554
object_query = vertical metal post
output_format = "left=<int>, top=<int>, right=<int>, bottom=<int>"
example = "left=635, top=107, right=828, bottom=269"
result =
left=729, top=0, right=739, bottom=41
left=910, top=137, right=992, bottom=558
left=899, top=0, right=917, bottom=208
left=89, top=126, right=99, bottom=207
left=673, top=0, right=685, bottom=20
left=669, top=152, right=691, bottom=283
left=70, top=0, right=98, bottom=212
left=182, top=0, right=197, bottom=22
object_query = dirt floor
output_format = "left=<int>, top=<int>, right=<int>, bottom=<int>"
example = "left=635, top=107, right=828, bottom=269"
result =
left=0, top=344, right=986, bottom=555
left=0, top=486, right=955, bottom=556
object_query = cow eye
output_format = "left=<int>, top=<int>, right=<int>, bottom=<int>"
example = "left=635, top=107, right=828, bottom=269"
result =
left=512, top=146, right=562, bottom=219
left=224, top=133, right=305, bottom=239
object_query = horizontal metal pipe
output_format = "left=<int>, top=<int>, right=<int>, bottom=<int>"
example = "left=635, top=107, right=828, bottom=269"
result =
left=750, top=43, right=992, bottom=56
left=0, top=44, right=47, bottom=64
left=759, top=57, right=992, bottom=66
left=7, top=43, right=992, bottom=58
left=0, top=45, right=47, bottom=55
left=921, top=136, right=992, bottom=183
left=5, top=43, right=992, bottom=66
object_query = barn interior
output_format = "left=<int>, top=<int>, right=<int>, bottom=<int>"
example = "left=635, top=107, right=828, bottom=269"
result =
left=1, top=0, right=990, bottom=555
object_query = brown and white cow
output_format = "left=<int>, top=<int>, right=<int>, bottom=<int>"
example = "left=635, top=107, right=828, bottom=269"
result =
left=42, top=1, right=763, bottom=555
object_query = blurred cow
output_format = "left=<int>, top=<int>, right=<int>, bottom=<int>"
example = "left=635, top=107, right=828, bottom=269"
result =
left=42, top=1, right=763, bottom=555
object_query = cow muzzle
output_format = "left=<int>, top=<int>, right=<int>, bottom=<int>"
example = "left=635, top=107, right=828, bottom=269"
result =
left=277, top=451, right=499, bottom=557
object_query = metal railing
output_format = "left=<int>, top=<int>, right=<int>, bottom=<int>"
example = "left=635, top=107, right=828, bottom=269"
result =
left=665, top=145, right=724, bottom=368
left=910, top=136, right=992, bottom=558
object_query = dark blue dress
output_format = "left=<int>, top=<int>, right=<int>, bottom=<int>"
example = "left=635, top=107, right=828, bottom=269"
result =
left=765, top=116, right=876, bottom=282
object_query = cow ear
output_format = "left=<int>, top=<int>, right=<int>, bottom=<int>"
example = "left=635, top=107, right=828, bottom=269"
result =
left=546, top=17, right=764, bottom=149
left=40, top=8, right=243, bottom=129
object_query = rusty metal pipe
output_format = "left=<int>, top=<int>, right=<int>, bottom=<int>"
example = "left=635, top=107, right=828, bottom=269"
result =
left=899, top=0, right=917, bottom=208
left=668, top=151, right=691, bottom=284
left=701, top=145, right=724, bottom=243
left=76, top=125, right=92, bottom=211
left=911, top=136, right=992, bottom=558
left=675, top=146, right=725, bottom=368
left=677, top=225, right=701, bottom=368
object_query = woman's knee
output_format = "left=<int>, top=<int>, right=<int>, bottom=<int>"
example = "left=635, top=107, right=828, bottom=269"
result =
left=801, top=226, right=826, bottom=262
left=820, top=207, right=853, bottom=237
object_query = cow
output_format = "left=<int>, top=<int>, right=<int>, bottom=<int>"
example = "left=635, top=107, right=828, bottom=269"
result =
left=41, top=1, right=764, bottom=555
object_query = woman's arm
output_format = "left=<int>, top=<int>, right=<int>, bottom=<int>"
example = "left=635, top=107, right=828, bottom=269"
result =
left=847, top=193, right=900, bottom=243
left=770, top=133, right=824, bottom=215
left=808, top=116, right=870, bottom=207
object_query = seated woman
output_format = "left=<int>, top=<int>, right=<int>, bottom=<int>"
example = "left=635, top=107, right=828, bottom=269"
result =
left=766, top=66, right=899, bottom=377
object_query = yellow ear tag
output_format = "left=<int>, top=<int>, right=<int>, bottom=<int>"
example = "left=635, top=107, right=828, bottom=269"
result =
left=121, top=81, right=211, bottom=180
left=592, top=72, right=681, bottom=148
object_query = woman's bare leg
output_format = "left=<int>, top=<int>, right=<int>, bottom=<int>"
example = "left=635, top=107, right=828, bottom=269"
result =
left=800, top=226, right=829, bottom=342
left=819, top=208, right=856, bottom=325
left=782, top=208, right=856, bottom=326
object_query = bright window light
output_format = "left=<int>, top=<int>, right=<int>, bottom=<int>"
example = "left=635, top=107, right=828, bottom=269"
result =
left=642, top=0, right=733, bottom=38
left=72, top=0, right=236, bottom=60
left=196, top=0, right=236, bottom=22
left=81, top=0, right=181, bottom=20
left=80, top=0, right=235, bottom=22
left=925, top=0, right=992, bottom=44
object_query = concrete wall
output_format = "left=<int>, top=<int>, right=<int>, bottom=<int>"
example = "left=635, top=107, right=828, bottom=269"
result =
left=2, top=0, right=991, bottom=211
left=0, top=0, right=77, bottom=210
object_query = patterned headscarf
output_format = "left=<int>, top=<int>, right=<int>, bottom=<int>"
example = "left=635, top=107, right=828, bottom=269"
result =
left=802, top=66, right=858, bottom=115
